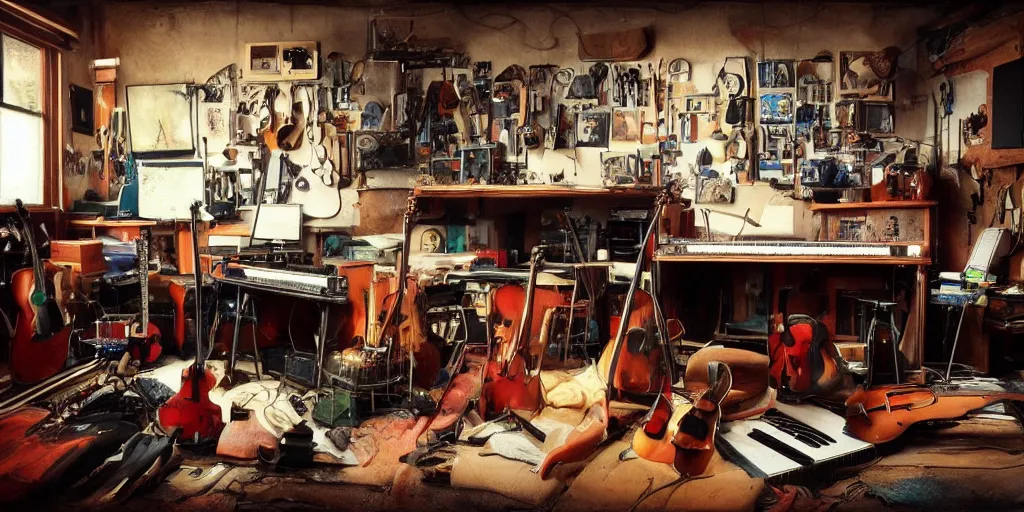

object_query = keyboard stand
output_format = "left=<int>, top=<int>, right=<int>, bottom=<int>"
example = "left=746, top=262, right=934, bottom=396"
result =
left=217, top=276, right=347, bottom=388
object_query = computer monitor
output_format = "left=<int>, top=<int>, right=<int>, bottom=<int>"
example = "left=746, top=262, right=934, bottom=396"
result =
left=251, top=204, right=302, bottom=244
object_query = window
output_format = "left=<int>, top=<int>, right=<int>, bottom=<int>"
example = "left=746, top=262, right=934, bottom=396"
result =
left=0, top=34, right=45, bottom=205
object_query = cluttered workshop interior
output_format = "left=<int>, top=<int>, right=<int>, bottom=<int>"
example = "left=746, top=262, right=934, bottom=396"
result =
left=5, top=0, right=1024, bottom=510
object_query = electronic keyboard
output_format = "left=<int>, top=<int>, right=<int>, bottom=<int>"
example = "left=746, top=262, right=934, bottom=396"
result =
left=660, top=239, right=921, bottom=258
left=216, top=263, right=348, bottom=302
left=717, top=402, right=875, bottom=484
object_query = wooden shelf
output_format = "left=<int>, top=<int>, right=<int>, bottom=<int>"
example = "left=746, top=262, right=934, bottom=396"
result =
left=809, top=200, right=938, bottom=212
left=67, top=217, right=160, bottom=228
left=654, top=254, right=932, bottom=265
left=413, top=185, right=661, bottom=199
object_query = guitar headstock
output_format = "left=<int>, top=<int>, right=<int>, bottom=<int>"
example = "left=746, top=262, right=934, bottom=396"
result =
left=12, top=199, right=28, bottom=227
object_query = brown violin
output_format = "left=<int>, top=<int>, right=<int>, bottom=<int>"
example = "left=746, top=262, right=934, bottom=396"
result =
left=598, top=189, right=675, bottom=399
left=9, top=199, right=72, bottom=384
left=481, top=248, right=564, bottom=416
left=845, top=382, right=1024, bottom=444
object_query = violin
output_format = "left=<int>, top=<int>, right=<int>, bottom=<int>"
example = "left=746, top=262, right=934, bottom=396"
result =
left=597, top=289, right=664, bottom=395
left=158, top=202, right=224, bottom=444
left=767, top=288, right=847, bottom=397
left=481, top=248, right=564, bottom=416
left=599, top=189, right=676, bottom=399
left=845, top=383, right=1024, bottom=444
left=9, top=199, right=72, bottom=384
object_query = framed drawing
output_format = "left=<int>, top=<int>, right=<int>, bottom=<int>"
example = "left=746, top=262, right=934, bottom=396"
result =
left=126, top=83, right=195, bottom=157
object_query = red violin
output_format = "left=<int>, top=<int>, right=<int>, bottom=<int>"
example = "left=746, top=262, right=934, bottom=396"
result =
left=158, top=201, right=223, bottom=444
left=481, top=248, right=564, bottom=416
left=767, top=288, right=846, bottom=397
left=9, top=199, right=72, bottom=384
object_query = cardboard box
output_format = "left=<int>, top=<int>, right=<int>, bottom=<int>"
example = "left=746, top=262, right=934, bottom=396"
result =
left=51, top=240, right=105, bottom=274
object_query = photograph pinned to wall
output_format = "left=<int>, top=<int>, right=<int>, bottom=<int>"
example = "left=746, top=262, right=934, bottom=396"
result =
left=839, top=50, right=898, bottom=101
left=797, top=53, right=834, bottom=104
left=575, top=110, right=611, bottom=148
left=554, top=104, right=575, bottom=150
left=696, top=172, right=735, bottom=204
left=759, top=93, right=793, bottom=124
left=757, top=60, right=795, bottom=89
left=683, top=94, right=714, bottom=114
left=126, top=83, right=195, bottom=157
left=600, top=151, right=631, bottom=185
left=612, top=108, right=640, bottom=141
left=637, top=143, right=659, bottom=184
left=758, top=125, right=794, bottom=182
left=458, top=146, right=492, bottom=183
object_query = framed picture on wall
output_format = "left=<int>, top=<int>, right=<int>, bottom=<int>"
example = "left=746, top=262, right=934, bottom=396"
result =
left=839, top=51, right=896, bottom=101
left=575, top=110, right=611, bottom=148
left=69, top=84, right=93, bottom=135
left=757, top=60, right=795, bottom=89
left=126, top=83, right=195, bottom=158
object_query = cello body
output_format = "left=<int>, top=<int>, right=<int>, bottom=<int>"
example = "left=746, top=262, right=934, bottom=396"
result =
left=10, top=261, right=72, bottom=384
left=845, top=383, right=1024, bottom=444
left=597, top=290, right=665, bottom=395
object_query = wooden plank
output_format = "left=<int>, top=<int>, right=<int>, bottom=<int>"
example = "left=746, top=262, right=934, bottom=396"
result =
left=809, top=200, right=938, bottom=211
left=654, top=254, right=932, bottom=265
left=413, top=185, right=661, bottom=199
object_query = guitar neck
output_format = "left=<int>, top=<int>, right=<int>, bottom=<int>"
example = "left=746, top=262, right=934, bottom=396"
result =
left=137, top=231, right=150, bottom=336
left=19, top=214, right=46, bottom=295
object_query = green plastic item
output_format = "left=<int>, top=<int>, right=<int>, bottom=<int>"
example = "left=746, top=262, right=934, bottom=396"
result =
left=313, top=388, right=359, bottom=427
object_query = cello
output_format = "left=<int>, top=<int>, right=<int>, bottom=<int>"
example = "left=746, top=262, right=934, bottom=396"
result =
left=481, top=248, right=566, bottom=416
left=9, top=199, right=72, bottom=384
left=597, top=189, right=675, bottom=398
left=158, top=202, right=224, bottom=445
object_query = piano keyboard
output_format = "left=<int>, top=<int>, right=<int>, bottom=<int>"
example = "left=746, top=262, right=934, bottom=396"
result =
left=717, top=402, right=874, bottom=483
left=660, top=240, right=921, bottom=258
left=222, top=264, right=348, bottom=299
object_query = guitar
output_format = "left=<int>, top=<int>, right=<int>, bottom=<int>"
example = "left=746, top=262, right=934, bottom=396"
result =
left=158, top=201, right=224, bottom=445
left=128, top=229, right=162, bottom=363
left=9, top=199, right=72, bottom=384
left=282, top=87, right=341, bottom=218
left=671, top=361, right=732, bottom=477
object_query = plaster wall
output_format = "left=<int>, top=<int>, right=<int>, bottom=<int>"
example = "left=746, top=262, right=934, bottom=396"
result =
left=95, top=1, right=935, bottom=235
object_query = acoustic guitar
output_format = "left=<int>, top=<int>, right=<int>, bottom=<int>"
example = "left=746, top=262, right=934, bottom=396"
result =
left=9, top=199, right=72, bottom=384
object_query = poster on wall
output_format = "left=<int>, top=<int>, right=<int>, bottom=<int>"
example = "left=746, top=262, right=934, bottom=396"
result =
left=839, top=51, right=896, bottom=101
left=757, top=60, right=795, bottom=89
left=126, top=84, right=195, bottom=157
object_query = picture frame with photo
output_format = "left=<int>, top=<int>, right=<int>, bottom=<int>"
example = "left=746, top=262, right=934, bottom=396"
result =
left=612, top=108, right=640, bottom=142
left=430, top=157, right=461, bottom=185
left=759, top=93, right=794, bottom=124
left=683, top=94, right=715, bottom=114
left=839, top=51, right=895, bottom=101
left=600, top=151, right=632, bottom=185
left=757, top=60, right=795, bottom=89
left=797, top=54, right=834, bottom=104
left=458, top=146, right=493, bottom=183
left=575, top=110, right=611, bottom=148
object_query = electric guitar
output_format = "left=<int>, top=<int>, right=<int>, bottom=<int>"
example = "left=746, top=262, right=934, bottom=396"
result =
left=9, top=199, right=73, bottom=384
left=128, top=229, right=162, bottom=363
left=158, top=201, right=224, bottom=445
left=286, top=86, right=342, bottom=218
